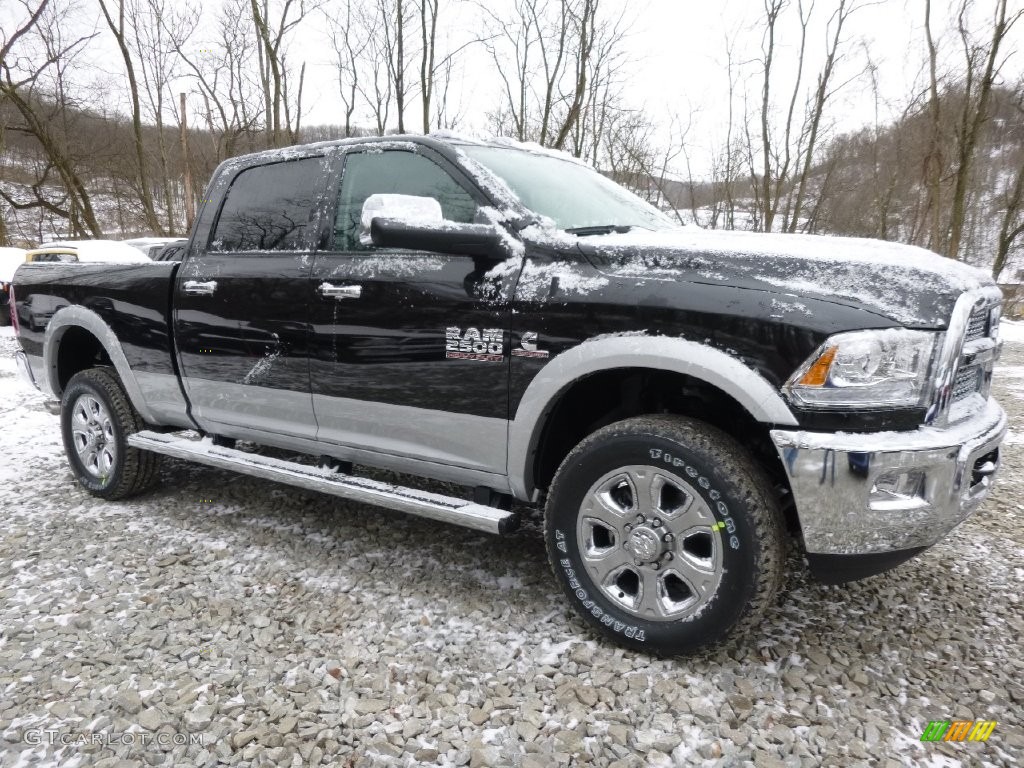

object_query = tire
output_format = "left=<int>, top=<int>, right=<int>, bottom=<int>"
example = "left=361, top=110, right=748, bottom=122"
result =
left=545, top=415, right=784, bottom=656
left=60, top=367, right=161, bottom=500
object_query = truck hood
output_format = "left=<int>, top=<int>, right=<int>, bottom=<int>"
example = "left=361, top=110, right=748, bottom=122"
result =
left=578, top=228, right=994, bottom=328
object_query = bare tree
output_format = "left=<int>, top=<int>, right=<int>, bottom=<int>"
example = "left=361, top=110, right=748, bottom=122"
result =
left=418, top=0, right=478, bottom=134
left=755, top=0, right=809, bottom=234
left=98, top=0, right=163, bottom=234
left=786, top=0, right=861, bottom=233
left=480, top=0, right=628, bottom=155
left=946, top=0, right=1023, bottom=260
left=479, top=0, right=540, bottom=140
left=325, top=0, right=368, bottom=137
left=921, top=0, right=945, bottom=252
left=993, top=80, right=1024, bottom=280
left=127, top=0, right=188, bottom=233
left=165, top=0, right=262, bottom=161
left=377, top=0, right=412, bottom=133
left=1, top=0, right=104, bottom=238
left=249, top=0, right=318, bottom=146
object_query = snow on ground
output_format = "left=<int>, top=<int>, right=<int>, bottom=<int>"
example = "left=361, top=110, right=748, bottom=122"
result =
left=1000, top=320, right=1024, bottom=345
left=0, top=326, right=1022, bottom=766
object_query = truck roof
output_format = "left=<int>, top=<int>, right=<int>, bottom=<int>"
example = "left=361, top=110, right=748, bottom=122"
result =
left=224, top=132, right=587, bottom=169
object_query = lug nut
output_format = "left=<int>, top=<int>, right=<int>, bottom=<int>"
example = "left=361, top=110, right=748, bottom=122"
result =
left=651, top=562, right=661, bottom=570
left=634, top=559, right=643, bottom=567
left=625, top=524, right=632, bottom=532
left=652, top=518, right=662, bottom=527
left=663, top=552, right=673, bottom=561
left=663, top=533, right=673, bottom=543
left=636, top=515, right=646, bottom=525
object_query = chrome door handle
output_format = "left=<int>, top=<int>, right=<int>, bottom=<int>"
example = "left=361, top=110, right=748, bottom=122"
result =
left=318, top=282, right=362, bottom=300
left=183, top=280, right=217, bottom=296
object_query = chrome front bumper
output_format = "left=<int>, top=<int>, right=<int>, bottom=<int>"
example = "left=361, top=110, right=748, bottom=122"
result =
left=771, top=398, right=1006, bottom=556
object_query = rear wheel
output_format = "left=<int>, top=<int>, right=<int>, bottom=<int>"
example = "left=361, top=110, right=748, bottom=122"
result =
left=60, top=367, right=160, bottom=500
left=545, top=415, right=784, bottom=656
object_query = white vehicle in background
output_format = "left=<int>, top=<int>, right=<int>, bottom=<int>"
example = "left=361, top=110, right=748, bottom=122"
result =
left=26, top=240, right=152, bottom=264
left=122, top=237, right=186, bottom=260
left=0, top=247, right=27, bottom=327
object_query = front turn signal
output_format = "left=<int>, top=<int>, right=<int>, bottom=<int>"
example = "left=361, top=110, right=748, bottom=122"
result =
left=797, top=346, right=837, bottom=387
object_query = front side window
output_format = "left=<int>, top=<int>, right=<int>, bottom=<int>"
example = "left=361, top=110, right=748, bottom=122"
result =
left=333, top=150, right=478, bottom=251
left=210, top=157, right=323, bottom=252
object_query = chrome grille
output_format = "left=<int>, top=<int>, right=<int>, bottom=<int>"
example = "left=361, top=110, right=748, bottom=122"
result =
left=952, top=365, right=980, bottom=401
left=964, top=306, right=989, bottom=342
left=928, top=287, right=1003, bottom=425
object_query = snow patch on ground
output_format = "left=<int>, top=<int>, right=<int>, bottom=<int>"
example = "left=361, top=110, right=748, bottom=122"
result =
left=1000, top=319, right=1024, bottom=344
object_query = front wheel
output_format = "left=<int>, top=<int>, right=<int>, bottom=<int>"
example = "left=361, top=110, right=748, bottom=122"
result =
left=545, top=415, right=784, bottom=656
left=60, top=367, right=160, bottom=500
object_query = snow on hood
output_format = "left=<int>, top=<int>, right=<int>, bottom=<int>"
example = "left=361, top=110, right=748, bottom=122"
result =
left=580, top=228, right=994, bottom=328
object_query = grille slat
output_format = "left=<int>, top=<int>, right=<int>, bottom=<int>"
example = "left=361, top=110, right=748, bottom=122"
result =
left=964, top=306, right=989, bottom=342
left=952, top=365, right=980, bottom=402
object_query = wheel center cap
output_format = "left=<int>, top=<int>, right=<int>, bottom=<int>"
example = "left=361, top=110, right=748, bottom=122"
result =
left=625, top=527, right=663, bottom=562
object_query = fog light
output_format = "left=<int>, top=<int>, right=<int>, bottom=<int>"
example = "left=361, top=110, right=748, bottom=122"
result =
left=869, top=470, right=927, bottom=510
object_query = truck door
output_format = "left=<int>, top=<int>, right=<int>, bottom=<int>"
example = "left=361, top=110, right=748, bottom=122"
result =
left=308, top=146, right=518, bottom=481
left=174, top=155, right=330, bottom=441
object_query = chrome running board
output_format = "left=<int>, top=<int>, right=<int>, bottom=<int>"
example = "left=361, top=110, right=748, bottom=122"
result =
left=127, top=431, right=519, bottom=534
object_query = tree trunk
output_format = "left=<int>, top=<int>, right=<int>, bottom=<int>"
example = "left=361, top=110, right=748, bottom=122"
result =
left=99, top=0, right=163, bottom=235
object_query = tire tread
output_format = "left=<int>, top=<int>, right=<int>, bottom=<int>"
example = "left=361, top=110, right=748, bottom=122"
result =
left=62, top=367, right=160, bottom=500
left=544, top=414, right=785, bottom=654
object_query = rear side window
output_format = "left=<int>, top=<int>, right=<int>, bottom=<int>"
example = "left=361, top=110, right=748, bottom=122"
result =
left=210, top=157, right=323, bottom=252
left=333, top=150, right=478, bottom=251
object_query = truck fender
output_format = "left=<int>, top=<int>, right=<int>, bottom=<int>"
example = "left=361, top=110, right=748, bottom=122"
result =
left=43, top=305, right=159, bottom=424
left=506, top=334, right=799, bottom=501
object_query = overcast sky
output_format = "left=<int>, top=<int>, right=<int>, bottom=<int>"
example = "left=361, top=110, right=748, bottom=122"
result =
left=293, top=0, right=1023, bottom=173
left=6, top=0, right=1023, bottom=177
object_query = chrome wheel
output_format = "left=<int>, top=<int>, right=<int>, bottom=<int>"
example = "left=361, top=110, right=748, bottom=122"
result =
left=576, top=465, right=723, bottom=621
left=70, top=394, right=117, bottom=481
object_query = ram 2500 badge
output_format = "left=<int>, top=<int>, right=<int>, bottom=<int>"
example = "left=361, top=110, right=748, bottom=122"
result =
left=11, top=135, right=1005, bottom=655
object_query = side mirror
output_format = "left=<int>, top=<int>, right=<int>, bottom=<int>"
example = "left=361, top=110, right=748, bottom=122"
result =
left=370, top=218, right=507, bottom=260
left=359, top=194, right=443, bottom=243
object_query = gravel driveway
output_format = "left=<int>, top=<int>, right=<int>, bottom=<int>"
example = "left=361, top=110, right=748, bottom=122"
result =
left=1, top=325, right=1022, bottom=768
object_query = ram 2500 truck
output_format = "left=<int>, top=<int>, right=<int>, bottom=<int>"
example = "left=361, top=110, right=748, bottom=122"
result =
left=10, top=135, right=1006, bottom=655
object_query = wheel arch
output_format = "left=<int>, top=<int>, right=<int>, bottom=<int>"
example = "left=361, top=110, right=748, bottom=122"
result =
left=44, top=305, right=158, bottom=424
left=507, top=335, right=798, bottom=501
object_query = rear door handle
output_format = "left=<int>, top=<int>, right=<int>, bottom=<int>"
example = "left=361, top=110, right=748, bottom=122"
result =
left=318, top=282, right=361, bottom=300
left=183, top=280, right=217, bottom=296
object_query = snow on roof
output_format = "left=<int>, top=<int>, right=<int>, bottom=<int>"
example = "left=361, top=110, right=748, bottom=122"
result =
left=38, top=240, right=151, bottom=264
left=122, top=237, right=184, bottom=249
left=0, top=247, right=27, bottom=282
left=429, top=130, right=590, bottom=166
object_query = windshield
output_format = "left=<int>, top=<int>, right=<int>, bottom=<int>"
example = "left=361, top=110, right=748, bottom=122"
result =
left=460, top=145, right=676, bottom=233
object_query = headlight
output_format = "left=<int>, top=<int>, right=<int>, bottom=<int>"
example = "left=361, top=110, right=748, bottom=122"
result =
left=784, top=329, right=938, bottom=408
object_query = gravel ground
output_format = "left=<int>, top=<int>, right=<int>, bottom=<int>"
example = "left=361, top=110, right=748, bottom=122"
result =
left=1, top=324, right=1022, bottom=768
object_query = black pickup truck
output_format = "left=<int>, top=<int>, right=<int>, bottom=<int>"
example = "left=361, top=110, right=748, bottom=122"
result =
left=10, top=135, right=1006, bottom=655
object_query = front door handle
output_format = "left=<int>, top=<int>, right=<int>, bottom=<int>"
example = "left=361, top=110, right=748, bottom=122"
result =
left=183, top=280, right=217, bottom=296
left=318, top=282, right=362, bottom=300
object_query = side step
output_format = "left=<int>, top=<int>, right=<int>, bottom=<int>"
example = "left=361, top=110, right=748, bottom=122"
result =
left=127, top=431, right=519, bottom=535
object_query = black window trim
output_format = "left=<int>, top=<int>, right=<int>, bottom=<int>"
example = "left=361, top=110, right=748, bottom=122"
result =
left=206, top=153, right=330, bottom=255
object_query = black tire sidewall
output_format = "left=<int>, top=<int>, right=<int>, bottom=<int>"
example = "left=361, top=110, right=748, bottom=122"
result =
left=547, top=427, right=767, bottom=655
left=60, top=373, right=131, bottom=497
